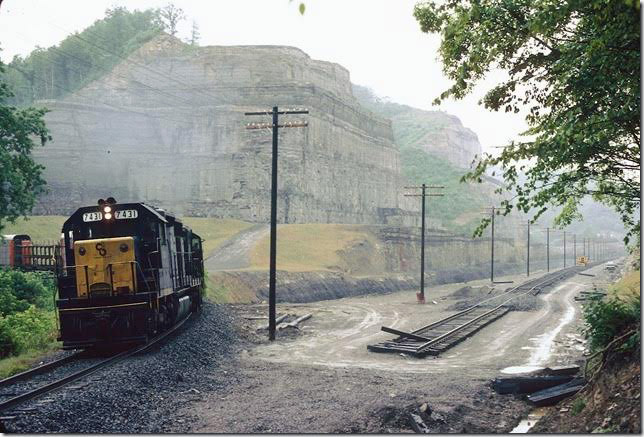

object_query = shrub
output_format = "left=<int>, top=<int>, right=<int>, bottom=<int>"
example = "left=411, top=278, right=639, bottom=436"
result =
left=0, top=270, right=58, bottom=358
left=571, top=398, right=586, bottom=416
left=583, top=295, right=640, bottom=352
left=0, top=306, right=56, bottom=357
left=0, top=269, right=56, bottom=315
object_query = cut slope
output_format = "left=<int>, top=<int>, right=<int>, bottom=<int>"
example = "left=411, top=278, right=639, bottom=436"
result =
left=248, top=224, right=377, bottom=272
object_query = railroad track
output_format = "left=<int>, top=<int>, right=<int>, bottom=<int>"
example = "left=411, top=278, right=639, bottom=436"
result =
left=368, top=266, right=588, bottom=357
left=0, top=314, right=191, bottom=416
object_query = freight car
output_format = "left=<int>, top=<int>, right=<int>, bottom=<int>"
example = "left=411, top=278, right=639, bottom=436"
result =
left=0, top=234, right=33, bottom=268
left=56, top=198, right=204, bottom=349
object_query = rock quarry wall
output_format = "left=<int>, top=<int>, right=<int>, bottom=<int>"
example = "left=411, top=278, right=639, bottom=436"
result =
left=33, top=36, right=417, bottom=225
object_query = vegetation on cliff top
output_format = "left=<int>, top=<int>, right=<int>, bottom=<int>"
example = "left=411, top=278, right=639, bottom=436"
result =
left=4, top=7, right=162, bottom=106
left=353, top=84, right=487, bottom=233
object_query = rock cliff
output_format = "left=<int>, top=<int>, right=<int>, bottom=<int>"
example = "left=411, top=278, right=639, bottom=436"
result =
left=352, top=84, right=483, bottom=168
left=33, top=36, right=417, bottom=225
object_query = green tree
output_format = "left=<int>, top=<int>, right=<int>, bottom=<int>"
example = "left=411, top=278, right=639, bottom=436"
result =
left=414, top=0, right=640, bottom=243
left=157, top=3, right=186, bottom=37
left=6, top=6, right=162, bottom=106
left=189, top=20, right=200, bottom=46
left=0, top=61, right=50, bottom=232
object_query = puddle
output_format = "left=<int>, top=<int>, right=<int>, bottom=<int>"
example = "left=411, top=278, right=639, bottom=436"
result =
left=526, top=283, right=577, bottom=365
left=500, top=365, right=542, bottom=375
left=510, top=408, right=547, bottom=433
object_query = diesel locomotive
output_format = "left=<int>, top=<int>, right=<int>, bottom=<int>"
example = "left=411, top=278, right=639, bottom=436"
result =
left=56, top=198, right=204, bottom=349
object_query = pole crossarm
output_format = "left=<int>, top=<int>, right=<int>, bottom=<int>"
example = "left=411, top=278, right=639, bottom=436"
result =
left=246, top=122, right=308, bottom=129
left=245, top=108, right=309, bottom=115
left=404, top=193, right=445, bottom=197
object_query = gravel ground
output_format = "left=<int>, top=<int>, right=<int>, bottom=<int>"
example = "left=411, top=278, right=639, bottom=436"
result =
left=3, top=301, right=236, bottom=433
left=1, top=263, right=609, bottom=433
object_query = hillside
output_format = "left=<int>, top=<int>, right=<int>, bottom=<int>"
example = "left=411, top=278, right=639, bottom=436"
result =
left=352, top=84, right=482, bottom=168
left=29, top=34, right=420, bottom=227
left=352, top=84, right=498, bottom=233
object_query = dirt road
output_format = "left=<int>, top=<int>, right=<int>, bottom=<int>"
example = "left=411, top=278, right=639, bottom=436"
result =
left=205, top=224, right=269, bottom=271
left=182, top=262, right=613, bottom=433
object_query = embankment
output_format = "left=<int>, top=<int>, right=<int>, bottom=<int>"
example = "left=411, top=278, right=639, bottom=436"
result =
left=209, top=261, right=528, bottom=304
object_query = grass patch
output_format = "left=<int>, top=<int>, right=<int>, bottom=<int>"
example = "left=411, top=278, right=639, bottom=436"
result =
left=2, top=216, right=66, bottom=242
left=181, top=217, right=254, bottom=257
left=571, top=397, right=586, bottom=416
left=203, top=273, right=231, bottom=303
left=0, top=342, right=59, bottom=379
left=583, top=271, right=640, bottom=352
left=248, top=224, right=374, bottom=272
left=607, top=270, right=640, bottom=303
left=205, top=272, right=258, bottom=303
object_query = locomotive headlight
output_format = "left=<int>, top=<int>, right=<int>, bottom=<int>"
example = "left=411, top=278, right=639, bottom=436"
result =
left=79, top=247, right=86, bottom=256
left=104, top=212, right=113, bottom=220
left=103, top=206, right=112, bottom=213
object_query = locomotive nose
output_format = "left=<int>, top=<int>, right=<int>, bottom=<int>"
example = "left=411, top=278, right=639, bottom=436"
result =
left=74, top=237, right=137, bottom=298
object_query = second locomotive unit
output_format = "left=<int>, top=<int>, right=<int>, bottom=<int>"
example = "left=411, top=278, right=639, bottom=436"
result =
left=56, top=197, right=204, bottom=349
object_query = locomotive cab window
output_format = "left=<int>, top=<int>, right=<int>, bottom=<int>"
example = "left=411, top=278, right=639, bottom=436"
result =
left=191, top=237, right=202, bottom=254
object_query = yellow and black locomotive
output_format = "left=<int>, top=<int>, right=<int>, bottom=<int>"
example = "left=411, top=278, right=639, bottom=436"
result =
left=56, top=198, right=204, bottom=349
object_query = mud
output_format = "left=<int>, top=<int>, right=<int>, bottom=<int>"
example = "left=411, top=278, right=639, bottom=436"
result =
left=181, top=263, right=614, bottom=432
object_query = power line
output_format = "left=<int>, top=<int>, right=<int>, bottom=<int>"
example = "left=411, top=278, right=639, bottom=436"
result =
left=7, top=62, right=198, bottom=129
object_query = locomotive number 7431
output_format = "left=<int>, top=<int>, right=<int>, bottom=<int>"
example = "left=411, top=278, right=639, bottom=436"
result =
left=115, top=210, right=138, bottom=219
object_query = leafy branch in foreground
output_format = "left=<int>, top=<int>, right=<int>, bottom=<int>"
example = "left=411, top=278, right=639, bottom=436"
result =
left=0, top=61, right=50, bottom=232
left=414, top=0, right=640, bottom=242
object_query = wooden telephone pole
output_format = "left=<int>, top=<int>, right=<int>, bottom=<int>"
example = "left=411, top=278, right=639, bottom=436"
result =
left=480, top=206, right=509, bottom=284
left=404, top=184, right=444, bottom=303
left=245, top=106, right=308, bottom=341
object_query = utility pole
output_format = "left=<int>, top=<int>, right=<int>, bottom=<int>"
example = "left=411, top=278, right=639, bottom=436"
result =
left=546, top=227, right=550, bottom=272
left=404, top=184, right=444, bottom=303
left=245, top=106, right=308, bottom=341
left=583, top=237, right=586, bottom=257
left=526, top=220, right=531, bottom=277
left=479, top=206, right=505, bottom=283
left=563, top=231, right=566, bottom=268
left=573, top=234, right=577, bottom=266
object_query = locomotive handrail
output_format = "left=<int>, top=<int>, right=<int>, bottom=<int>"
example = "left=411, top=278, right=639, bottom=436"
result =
left=59, top=260, right=153, bottom=294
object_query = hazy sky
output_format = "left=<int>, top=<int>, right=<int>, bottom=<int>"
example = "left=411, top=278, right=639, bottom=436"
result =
left=0, top=0, right=528, bottom=153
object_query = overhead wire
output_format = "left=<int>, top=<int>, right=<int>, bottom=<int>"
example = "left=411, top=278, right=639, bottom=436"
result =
left=41, top=18, right=225, bottom=104
left=7, top=63, right=201, bottom=129
left=8, top=32, right=205, bottom=127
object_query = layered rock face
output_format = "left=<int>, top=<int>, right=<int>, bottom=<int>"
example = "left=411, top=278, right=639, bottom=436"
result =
left=34, top=36, right=417, bottom=225
left=401, top=109, right=482, bottom=169
left=352, top=84, right=482, bottom=168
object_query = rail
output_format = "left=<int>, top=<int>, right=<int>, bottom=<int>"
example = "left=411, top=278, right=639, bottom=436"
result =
left=0, top=313, right=192, bottom=414
left=368, top=265, right=586, bottom=357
